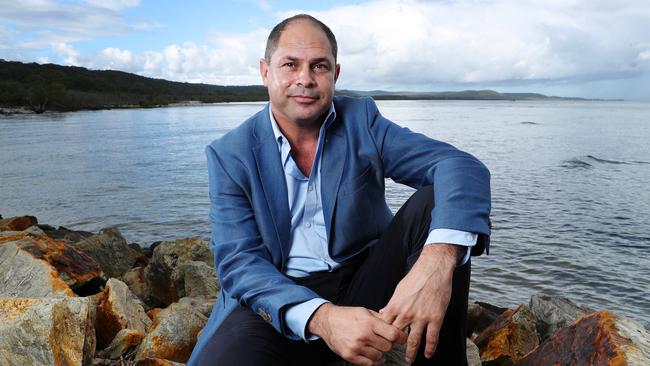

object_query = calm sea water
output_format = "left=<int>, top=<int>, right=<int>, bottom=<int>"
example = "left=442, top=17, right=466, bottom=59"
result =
left=1, top=100, right=649, bottom=326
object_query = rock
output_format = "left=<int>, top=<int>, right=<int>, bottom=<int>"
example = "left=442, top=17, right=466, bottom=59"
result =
left=135, top=302, right=207, bottom=363
left=468, top=300, right=508, bottom=338
left=0, top=225, right=45, bottom=238
left=0, top=233, right=104, bottom=296
left=467, top=338, right=481, bottom=366
left=0, top=297, right=96, bottom=366
left=147, top=307, right=163, bottom=320
left=135, top=358, right=185, bottom=366
left=384, top=344, right=406, bottom=365
left=95, top=278, right=152, bottom=350
left=517, top=310, right=650, bottom=366
left=0, top=242, right=74, bottom=297
left=38, top=224, right=94, bottom=243
left=474, top=304, right=539, bottom=365
left=72, top=226, right=136, bottom=278
left=177, top=297, right=216, bottom=318
left=97, top=328, right=144, bottom=360
left=144, top=237, right=212, bottom=307
left=121, top=266, right=154, bottom=310
left=181, top=260, right=219, bottom=298
left=129, top=243, right=151, bottom=267
left=529, top=293, right=591, bottom=341
left=0, top=215, right=37, bottom=231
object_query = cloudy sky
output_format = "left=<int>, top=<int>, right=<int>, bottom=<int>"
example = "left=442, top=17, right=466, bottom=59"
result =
left=1, top=0, right=649, bottom=100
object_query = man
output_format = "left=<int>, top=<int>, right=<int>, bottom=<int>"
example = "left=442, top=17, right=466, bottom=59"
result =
left=189, top=14, right=490, bottom=366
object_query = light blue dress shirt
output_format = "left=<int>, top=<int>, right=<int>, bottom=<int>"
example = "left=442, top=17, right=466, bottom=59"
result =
left=269, top=104, right=476, bottom=341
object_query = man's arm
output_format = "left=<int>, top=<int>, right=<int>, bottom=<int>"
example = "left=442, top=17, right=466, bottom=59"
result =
left=379, top=244, right=461, bottom=362
left=206, top=144, right=321, bottom=338
left=363, top=98, right=491, bottom=362
left=365, top=97, right=491, bottom=241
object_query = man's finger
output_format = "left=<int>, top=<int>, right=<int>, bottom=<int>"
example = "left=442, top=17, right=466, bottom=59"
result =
left=367, top=332, right=393, bottom=353
left=392, top=314, right=411, bottom=331
left=359, top=345, right=385, bottom=364
left=404, top=322, right=424, bottom=364
left=424, top=322, right=440, bottom=358
left=372, top=319, right=407, bottom=346
left=378, top=306, right=398, bottom=324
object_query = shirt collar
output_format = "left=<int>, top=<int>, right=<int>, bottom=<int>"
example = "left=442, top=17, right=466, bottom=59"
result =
left=268, top=103, right=337, bottom=149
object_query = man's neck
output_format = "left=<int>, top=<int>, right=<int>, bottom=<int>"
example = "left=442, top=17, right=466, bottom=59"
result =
left=271, top=108, right=325, bottom=147
left=271, top=106, right=330, bottom=177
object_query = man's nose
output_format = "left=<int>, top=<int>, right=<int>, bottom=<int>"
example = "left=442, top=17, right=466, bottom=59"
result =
left=295, top=65, right=315, bottom=87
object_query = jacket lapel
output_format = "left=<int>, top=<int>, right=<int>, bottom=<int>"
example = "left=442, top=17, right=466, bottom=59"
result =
left=320, top=117, right=346, bottom=243
left=252, top=106, right=291, bottom=263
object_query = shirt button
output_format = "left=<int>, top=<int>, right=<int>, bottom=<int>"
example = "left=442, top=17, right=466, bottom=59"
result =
left=466, top=233, right=474, bottom=242
left=305, top=222, right=311, bottom=228
left=308, top=185, right=313, bottom=191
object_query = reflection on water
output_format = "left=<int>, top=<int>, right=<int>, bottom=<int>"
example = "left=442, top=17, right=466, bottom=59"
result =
left=1, top=100, right=649, bottom=326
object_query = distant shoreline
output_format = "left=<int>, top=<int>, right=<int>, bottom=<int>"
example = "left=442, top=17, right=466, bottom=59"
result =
left=1, top=59, right=625, bottom=115
left=0, top=96, right=627, bottom=116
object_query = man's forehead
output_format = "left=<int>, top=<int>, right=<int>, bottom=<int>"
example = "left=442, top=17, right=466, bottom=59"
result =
left=274, top=21, right=334, bottom=58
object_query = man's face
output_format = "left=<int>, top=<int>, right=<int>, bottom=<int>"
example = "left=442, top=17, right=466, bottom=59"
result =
left=260, top=20, right=340, bottom=127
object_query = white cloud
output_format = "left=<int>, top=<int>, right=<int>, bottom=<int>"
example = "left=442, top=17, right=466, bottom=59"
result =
left=98, top=47, right=133, bottom=69
left=254, top=0, right=272, bottom=12
left=84, top=29, right=268, bottom=85
left=0, top=0, right=148, bottom=48
left=52, top=42, right=81, bottom=65
left=2, top=0, right=649, bottom=98
left=277, top=0, right=650, bottom=90
left=83, top=0, right=140, bottom=11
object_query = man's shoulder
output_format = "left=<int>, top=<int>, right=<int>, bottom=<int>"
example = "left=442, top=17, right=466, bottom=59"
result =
left=206, top=104, right=268, bottom=153
left=333, top=96, right=384, bottom=133
left=333, top=95, right=377, bottom=115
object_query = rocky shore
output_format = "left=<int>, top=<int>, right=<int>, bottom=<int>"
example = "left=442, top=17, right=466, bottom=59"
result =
left=0, top=214, right=648, bottom=365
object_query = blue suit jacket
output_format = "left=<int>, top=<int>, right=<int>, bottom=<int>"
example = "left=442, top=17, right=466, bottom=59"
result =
left=188, top=96, right=490, bottom=363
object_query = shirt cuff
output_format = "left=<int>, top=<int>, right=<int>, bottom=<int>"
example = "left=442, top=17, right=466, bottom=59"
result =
left=424, top=229, right=477, bottom=266
left=284, top=298, right=330, bottom=341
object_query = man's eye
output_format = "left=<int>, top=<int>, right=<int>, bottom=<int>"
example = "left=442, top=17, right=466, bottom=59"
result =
left=282, top=62, right=294, bottom=68
left=313, top=63, right=329, bottom=71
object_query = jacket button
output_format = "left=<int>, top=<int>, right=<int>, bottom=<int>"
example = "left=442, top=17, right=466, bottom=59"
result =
left=257, top=308, right=272, bottom=322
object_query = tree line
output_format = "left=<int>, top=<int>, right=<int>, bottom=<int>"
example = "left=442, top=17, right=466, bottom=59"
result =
left=1, top=59, right=592, bottom=114
left=0, top=60, right=269, bottom=113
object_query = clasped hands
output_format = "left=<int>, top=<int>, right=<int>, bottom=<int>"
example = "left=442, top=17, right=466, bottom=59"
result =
left=308, top=244, right=460, bottom=366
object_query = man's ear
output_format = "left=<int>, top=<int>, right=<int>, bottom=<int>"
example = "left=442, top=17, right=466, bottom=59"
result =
left=259, top=58, right=269, bottom=87
left=334, top=63, right=341, bottom=83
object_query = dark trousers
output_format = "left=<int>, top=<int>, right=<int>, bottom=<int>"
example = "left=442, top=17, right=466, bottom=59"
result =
left=195, top=186, right=471, bottom=365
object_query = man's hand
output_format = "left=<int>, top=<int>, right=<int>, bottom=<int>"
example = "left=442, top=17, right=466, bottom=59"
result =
left=379, top=244, right=460, bottom=364
left=308, top=303, right=407, bottom=366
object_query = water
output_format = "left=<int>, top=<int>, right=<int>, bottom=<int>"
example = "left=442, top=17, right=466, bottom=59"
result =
left=1, top=100, right=649, bottom=327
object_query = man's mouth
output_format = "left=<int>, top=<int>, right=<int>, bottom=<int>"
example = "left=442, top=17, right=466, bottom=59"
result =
left=287, top=87, right=319, bottom=103
left=291, top=95, right=318, bottom=103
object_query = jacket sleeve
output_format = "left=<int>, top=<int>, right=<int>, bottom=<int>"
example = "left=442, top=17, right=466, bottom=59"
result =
left=205, top=144, right=320, bottom=339
left=364, top=98, right=492, bottom=252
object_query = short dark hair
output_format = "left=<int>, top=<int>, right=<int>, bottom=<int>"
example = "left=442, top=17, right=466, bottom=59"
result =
left=264, top=14, right=338, bottom=63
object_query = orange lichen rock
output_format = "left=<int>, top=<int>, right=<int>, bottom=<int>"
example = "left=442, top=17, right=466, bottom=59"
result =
left=0, top=231, right=31, bottom=244
left=95, top=278, right=152, bottom=350
left=135, top=302, right=207, bottom=363
left=3, top=234, right=103, bottom=295
left=474, top=304, right=540, bottom=365
left=147, top=307, right=163, bottom=321
left=0, top=215, right=37, bottom=231
left=517, top=311, right=650, bottom=366
left=30, top=235, right=102, bottom=284
left=0, top=297, right=95, bottom=366
left=97, top=328, right=145, bottom=359
left=0, top=242, right=75, bottom=298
